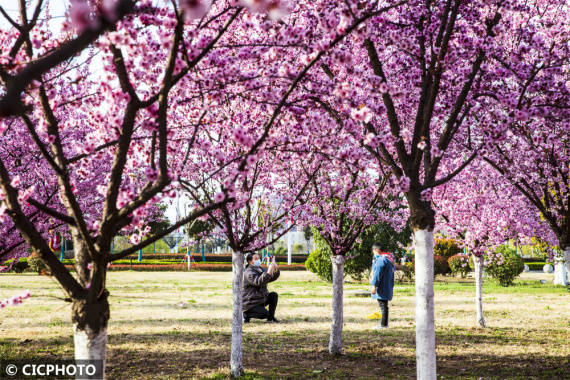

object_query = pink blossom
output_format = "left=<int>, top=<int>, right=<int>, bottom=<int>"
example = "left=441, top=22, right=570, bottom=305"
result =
left=267, top=1, right=289, bottom=21
left=102, top=0, right=120, bottom=21
left=399, top=176, right=411, bottom=193
left=351, top=107, right=373, bottom=123
left=69, top=0, right=98, bottom=33
left=420, top=189, right=432, bottom=202
left=431, top=146, right=442, bottom=157
left=214, top=191, right=225, bottom=202
left=10, top=176, right=21, bottom=188
left=246, top=155, right=257, bottom=167
left=180, top=0, right=212, bottom=21
left=145, top=167, right=158, bottom=181
left=129, top=234, right=141, bottom=245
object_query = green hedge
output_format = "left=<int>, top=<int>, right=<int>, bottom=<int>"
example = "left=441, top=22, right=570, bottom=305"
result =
left=64, top=263, right=307, bottom=272
left=526, top=262, right=547, bottom=271
left=62, top=258, right=296, bottom=266
left=106, top=253, right=308, bottom=263
left=522, top=257, right=547, bottom=263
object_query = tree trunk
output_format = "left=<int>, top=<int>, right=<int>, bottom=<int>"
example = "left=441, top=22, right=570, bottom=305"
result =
left=72, top=294, right=110, bottom=379
left=414, top=229, right=436, bottom=380
left=553, top=246, right=568, bottom=286
left=473, top=254, right=486, bottom=327
left=287, top=230, right=292, bottom=265
left=329, top=254, right=345, bottom=355
left=564, top=245, right=570, bottom=274
left=73, top=326, right=107, bottom=379
left=230, top=251, right=245, bottom=378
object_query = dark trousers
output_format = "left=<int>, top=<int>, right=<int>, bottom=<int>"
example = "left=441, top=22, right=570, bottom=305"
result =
left=244, top=292, right=278, bottom=320
left=378, top=299, right=389, bottom=327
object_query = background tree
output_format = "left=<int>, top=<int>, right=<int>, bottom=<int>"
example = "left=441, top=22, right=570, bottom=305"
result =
left=296, top=151, right=405, bottom=354
left=303, top=225, right=313, bottom=253
left=434, top=159, right=550, bottom=327
left=306, top=218, right=411, bottom=282
left=478, top=0, right=570, bottom=278
left=181, top=146, right=319, bottom=377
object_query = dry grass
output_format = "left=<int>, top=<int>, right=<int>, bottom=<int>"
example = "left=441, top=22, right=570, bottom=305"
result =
left=0, top=271, right=568, bottom=379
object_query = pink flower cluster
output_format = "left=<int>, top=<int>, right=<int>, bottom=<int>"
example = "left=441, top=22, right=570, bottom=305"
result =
left=0, top=290, right=31, bottom=309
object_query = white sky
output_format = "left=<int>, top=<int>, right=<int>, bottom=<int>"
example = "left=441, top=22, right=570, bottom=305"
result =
left=0, top=0, right=67, bottom=30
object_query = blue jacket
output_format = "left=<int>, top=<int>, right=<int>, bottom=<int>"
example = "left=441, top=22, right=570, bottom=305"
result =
left=370, top=255, right=394, bottom=301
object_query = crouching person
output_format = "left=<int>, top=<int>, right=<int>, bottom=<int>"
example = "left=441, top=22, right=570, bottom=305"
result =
left=243, top=252, right=280, bottom=323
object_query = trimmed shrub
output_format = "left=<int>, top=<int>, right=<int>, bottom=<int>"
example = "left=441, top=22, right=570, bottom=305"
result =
left=28, top=252, right=48, bottom=274
left=4, top=258, right=29, bottom=273
left=434, top=238, right=463, bottom=260
left=525, top=262, right=546, bottom=271
left=305, top=248, right=333, bottom=281
left=434, top=255, right=450, bottom=276
left=396, top=262, right=414, bottom=282
left=12, top=258, right=29, bottom=273
left=486, top=245, right=525, bottom=286
left=448, top=254, right=471, bottom=278
left=305, top=221, right=412, bottom=282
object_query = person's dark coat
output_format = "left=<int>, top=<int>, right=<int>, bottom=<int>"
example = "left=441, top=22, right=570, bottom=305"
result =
left=370, top=255, right=395, bottom=301
left=243, top=265, right=280, bottom=311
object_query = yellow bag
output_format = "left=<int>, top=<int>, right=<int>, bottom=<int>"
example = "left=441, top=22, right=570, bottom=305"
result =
left=365, top=311, right=383, bottom=320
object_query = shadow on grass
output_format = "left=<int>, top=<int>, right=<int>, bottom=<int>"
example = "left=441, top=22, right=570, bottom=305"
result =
left=2, top=327, right=568, bottom=379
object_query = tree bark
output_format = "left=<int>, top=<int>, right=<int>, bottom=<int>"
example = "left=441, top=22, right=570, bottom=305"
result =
left=473, top=254, right=486, bottom=327
left=230, top=251, right=245, bottom=378
left=72, top=294, right=110, bottom=379
left=414, top=229, right=436, bottom=380
left=329, top=254, right=345, bottom=355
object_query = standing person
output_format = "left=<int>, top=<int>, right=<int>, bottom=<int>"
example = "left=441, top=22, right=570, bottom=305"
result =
left=242, top=252, right=280, bottom=323
left=370, top=243, right=395, bottom=329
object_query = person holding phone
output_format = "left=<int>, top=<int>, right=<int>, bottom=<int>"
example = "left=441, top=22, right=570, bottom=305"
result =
left=242, top=252, right=280, bottom=323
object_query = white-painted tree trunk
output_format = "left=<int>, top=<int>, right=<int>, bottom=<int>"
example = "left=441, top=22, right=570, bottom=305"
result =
left=73, top=325, right=107, bottom=379
left=329, top=255, right=345, bottom=355
left=287, top=230, right=292, bottom=265
left=230, top=251, right=245, bottom=378
left=565, top=247, right=570, bottom=274
left=473, top=254, right=486, bottom=327
left=414, top=229, right=436, bottom=380
left=553, top=251, right=568, bottom=286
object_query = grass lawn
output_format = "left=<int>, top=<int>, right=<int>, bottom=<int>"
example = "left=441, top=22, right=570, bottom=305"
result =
left=0, top=271, right=568, bottom=379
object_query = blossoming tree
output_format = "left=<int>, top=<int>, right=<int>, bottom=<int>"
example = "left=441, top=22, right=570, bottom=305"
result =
left=297, top=152, right=406, bottom=355
left=478, top=0, right=570, bottom=281
left=434, top=160, right=552, bottom=327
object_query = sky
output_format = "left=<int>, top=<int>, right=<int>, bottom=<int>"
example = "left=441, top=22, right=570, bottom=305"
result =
left=0, top=0, right=67, bottom=29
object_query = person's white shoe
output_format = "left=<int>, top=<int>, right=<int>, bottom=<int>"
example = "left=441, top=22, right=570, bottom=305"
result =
left=373, top=324, right=388, bottom=330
